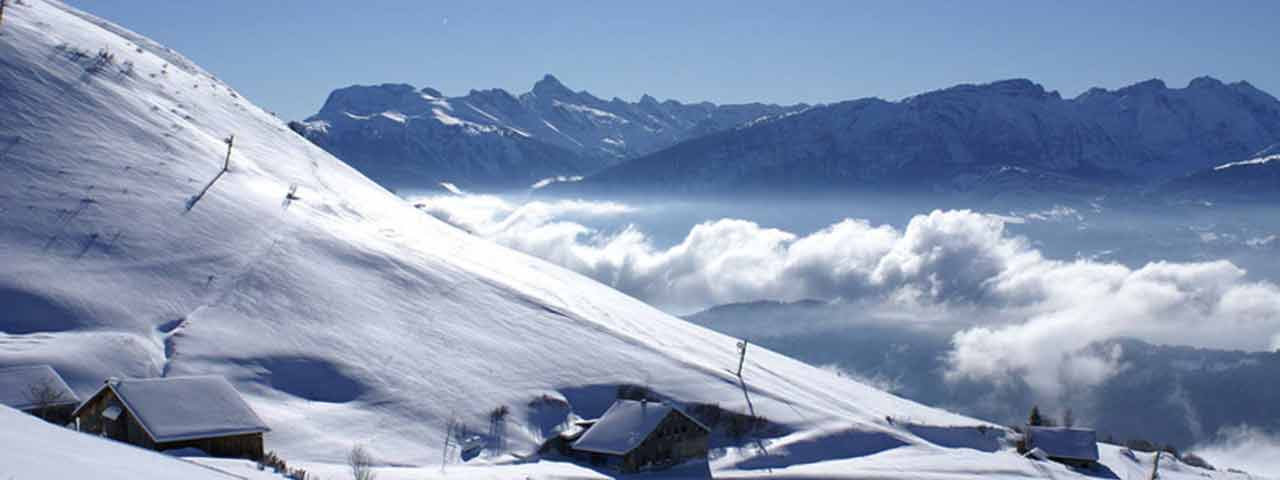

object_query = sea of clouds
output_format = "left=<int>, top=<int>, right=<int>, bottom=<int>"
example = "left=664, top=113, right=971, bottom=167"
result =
left=413, top=192, right=1280, bottom=401
left=1193, top=426, right=1280, bottom=475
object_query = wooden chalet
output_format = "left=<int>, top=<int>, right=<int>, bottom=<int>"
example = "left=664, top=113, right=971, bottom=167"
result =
left=570, top=399, right=710, bottom=472
left=72, top=376, right=269, bottom=460
left=1023, top=426, right=1100, bottom=468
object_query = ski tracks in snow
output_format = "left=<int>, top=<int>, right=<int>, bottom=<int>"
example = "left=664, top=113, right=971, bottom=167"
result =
left=160, top=182, right=307, bottom=376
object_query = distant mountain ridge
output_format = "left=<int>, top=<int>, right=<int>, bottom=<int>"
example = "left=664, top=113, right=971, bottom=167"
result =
left=293, top=75, right=806, bottom=190
left=576, top=77, right=1280, bottom=195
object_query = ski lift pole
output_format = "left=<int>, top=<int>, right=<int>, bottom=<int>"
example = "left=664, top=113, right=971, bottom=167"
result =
left=222, top=134, right=235, bottom=172
left=441, top=415, right=456, bottom=473
left=736, top=340, right=749, bottom=378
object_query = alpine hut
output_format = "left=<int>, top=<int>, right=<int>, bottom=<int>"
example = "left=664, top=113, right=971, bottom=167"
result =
left=72, top=376, right=269, bottom=460
left=571, top=398, right=710, bottom=472
left=1023, top=426, right=1100, bottom=468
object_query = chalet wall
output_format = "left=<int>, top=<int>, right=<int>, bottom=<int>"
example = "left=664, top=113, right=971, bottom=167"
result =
left=74, top=388, right=117, bottom=438
left=21, top=403, right=76, bottom=425
left=158, top=432, right=264, bottom=460
left=620, top=412, right=709, bottom=472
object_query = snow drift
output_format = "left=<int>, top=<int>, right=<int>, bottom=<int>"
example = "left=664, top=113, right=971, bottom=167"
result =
left=0, top=405, right=253, bottom=479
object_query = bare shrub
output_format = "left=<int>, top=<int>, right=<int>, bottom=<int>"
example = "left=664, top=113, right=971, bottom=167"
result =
left=25, top=380, right=68, bottom=422
left=348, top=444, right=376, bottom=480
left=489, top=405, right=510, bottom=456
left=86, top=48, right=115, bottom=73
left=686, top=402, right=778, bottom=440
left=258, top=451, right=311, bottom=480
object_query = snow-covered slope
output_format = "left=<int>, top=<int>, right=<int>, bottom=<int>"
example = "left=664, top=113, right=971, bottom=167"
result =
left=0, top=0, right=965, bottom=466
left=2, top=400, right=1257, bottom=480
left=0, top=405, right=274, bottom=479
left=0, top=3, right=1269, bottom=478
left=293, top=76, right=806, bottom=190
left=576, top=78, right=1280, bottom=194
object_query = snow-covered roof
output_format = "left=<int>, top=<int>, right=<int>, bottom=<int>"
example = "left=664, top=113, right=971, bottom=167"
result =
left=571, top=399, right=706, bottom=455
left=1026, top=427, right=1099, bottom=461
left=76, top=376, right=268, bottom=443
left=0, top=365, right=79, bottom=411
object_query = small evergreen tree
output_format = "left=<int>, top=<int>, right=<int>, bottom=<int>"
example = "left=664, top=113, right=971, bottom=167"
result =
left=1028, top=405, right=1045, bottom=426
left=1062, top=408, right=1074, bottom=428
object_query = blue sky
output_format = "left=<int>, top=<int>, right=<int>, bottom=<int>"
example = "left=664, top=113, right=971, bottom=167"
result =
left=69, top=1, right=1279, bottom=121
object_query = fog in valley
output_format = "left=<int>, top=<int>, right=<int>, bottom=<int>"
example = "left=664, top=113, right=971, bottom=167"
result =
left=410, top=186, right=1280, bottom=463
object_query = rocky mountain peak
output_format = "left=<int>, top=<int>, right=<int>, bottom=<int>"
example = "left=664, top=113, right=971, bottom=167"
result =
left=420, top=86, right=444, bottom=99
left=985, top=78, right=1050, bottom=97
left=1189, top=76, right=1226, bottom=89
left=315, top=83, right=422, bottom=117
left=532, top=73, right=576, bottom=98
left=1116, top=78, right=1169, bottom=95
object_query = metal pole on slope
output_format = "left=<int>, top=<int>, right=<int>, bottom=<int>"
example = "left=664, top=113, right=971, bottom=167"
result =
left=441, top=415, right=455, bottom=473
left=736, top=340, right=749, bottom=378
left=222, top=134, right=235, bottom=172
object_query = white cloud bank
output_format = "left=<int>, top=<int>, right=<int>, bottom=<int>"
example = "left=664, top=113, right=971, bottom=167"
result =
left=1193, top=426, right=1280, bottom=475
left=412, top=193, right=1280, bottom=399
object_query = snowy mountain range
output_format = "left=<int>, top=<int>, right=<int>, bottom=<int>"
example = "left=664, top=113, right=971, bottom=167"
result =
left=291, top=75, right=806, bottom=190
left=574, top=77, right=1280, bottom=195
left=0, top=1, right=1271, bottom=477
